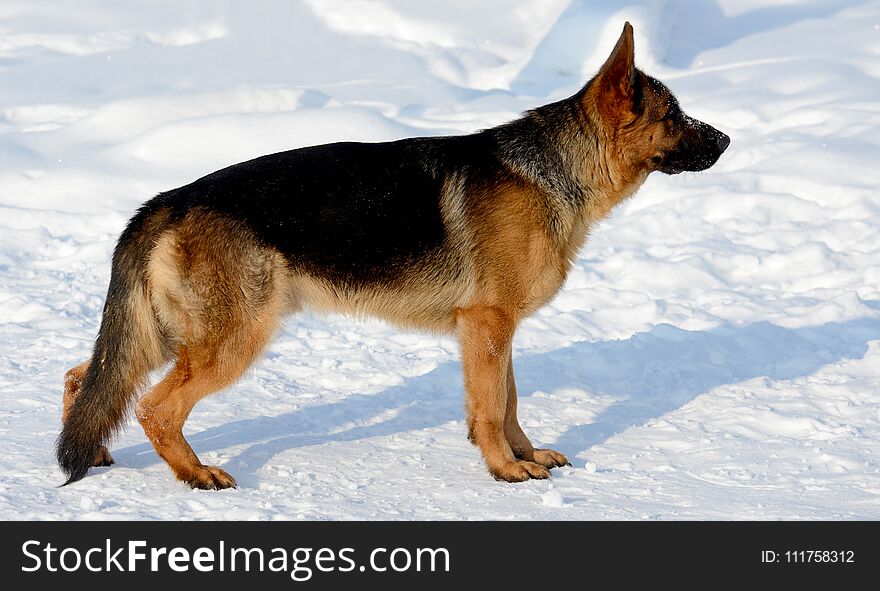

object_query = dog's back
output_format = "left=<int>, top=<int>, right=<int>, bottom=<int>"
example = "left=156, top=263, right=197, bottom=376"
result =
left=151, top=138, right=466, bottom=283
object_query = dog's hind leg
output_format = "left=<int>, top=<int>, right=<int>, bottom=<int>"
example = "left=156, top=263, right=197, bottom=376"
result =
left=135, top=297, right=283, bottom=490
left=503, top=353, right=569, bottom=469
left=458, top=307, right=550, bottom=482
left=136, top=348, right=239, bottom=490
left=62, top=360, right=114, bottom=467
left=138, top=215, right=288, bottom=489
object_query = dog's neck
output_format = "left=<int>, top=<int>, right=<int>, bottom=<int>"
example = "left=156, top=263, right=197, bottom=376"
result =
left=489, top=92, right=648, bottom=243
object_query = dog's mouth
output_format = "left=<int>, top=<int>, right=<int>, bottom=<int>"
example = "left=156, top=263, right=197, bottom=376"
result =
left=659, top=122, right=730, bottom=175
left=659, top=148, right=725, bottom=174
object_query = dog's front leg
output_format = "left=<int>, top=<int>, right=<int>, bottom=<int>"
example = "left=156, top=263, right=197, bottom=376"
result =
left=457, top=307, right=550, bottom=482
left=504, top=353, right=570, bottom=469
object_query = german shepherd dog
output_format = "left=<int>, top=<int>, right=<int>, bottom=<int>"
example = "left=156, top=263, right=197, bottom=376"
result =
left=57, top=23, right=728, bottom=489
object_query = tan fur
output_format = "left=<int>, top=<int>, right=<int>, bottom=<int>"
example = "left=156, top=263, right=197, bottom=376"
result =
left=503, top=353, right=533, bottom=459
left=456, top=306, right=549, bottom=481
left=61, top=360, right=89, bottom=424
left=127, top=275, right=167, bottom=373
left=62, top=360, right=114, bottom=467
left=285, top=268, right=470, bottom=333
left=464, top=181, right=569, bottom=314
left=503, top=353, right=569, bottom=468
left=136, top=210, right=289, bottom=488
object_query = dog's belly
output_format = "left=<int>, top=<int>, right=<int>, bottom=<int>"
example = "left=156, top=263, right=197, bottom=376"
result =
left=283, top=260, right=475, bottom=333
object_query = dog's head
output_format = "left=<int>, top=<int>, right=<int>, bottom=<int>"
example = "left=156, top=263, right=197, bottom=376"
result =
left=586, top=22, right=729, bottom=176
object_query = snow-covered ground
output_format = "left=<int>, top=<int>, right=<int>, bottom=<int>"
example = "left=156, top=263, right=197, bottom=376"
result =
left=1, top=0, right=879, bottom=520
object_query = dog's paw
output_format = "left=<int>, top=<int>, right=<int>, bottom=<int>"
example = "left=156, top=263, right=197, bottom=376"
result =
left=490, top=460, right=551, bottom=482
left=185, top=465, right=237, bottom=490
left=533, top=448, right=570, bottom=469
left=93, top=445, right=114, bottom=467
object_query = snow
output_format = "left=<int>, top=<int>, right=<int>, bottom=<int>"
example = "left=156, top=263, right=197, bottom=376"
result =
left=1, top=0, right=879, bottom=520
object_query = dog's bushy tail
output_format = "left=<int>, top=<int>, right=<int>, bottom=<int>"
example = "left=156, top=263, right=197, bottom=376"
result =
left=56, top=206, right=168, bottom=486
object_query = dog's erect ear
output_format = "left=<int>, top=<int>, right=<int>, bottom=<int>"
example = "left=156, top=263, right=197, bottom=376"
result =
left=598, top=22, right=635, bottom=98
left=593, top=22, right=638, bottom=122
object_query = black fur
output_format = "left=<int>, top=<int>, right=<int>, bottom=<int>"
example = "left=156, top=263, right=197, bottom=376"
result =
left=142, top=136, right=503, bottom=287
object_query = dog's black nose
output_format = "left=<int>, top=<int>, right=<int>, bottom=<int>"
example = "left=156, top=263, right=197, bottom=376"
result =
left=717, top=132, right=730, bottom=152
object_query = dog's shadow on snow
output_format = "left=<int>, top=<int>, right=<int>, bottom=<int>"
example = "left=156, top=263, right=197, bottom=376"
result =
left=113, top=315, right=880, bottom=487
